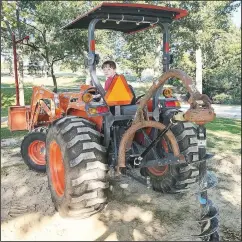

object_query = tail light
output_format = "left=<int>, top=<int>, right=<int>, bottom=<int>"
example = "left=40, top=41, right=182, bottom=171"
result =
left=88, top=106, right=109, bottom=115
left=96, top=106, right=109, bottom=113
left=164, top=100, right=180, bottom=107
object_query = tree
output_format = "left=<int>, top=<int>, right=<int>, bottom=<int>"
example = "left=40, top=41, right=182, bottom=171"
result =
left=149, top=1, right=240, bottom=100
left=119, top=25, right=161, bottom=80
left=10, top=1, right=91, bottom=92
left=2, top=0, right=240, bottom=104
left=203, top=25, right=241, bottom=103
left=1, top=1, right=26, bottom=105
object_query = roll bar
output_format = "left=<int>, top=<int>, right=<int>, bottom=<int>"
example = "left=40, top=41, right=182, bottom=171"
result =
left=87, top=16, right=171, bottom=106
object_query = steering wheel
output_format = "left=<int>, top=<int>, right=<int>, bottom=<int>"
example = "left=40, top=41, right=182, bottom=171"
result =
left=84, top=87, right=101, bottom=102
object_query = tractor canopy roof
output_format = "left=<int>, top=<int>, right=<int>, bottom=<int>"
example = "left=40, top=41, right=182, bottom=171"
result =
left=62, top=2, right=188, bottom=34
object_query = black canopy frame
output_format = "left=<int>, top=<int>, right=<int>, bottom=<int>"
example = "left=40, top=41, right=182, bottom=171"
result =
left=62, top=2, right=187, bottom=33
left=63, top=3, right=188, bottom=146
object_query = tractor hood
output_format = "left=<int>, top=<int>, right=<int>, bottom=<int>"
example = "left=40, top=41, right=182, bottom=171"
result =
left=62, top=2, right=188, bottom=34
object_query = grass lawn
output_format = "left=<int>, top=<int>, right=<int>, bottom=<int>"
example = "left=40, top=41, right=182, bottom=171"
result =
left=1, top=82, right=151, bottom=117
left=1, top=87, right=33, bottom=113
left=205, top=117, right=241, bottom=155
left=1, top=107, right=8, bottom=117
left=1, top=111, right=241, bottom=156
left=1, top=80, right=241, bottom=146
left=1, top=126, right=28, bottom=139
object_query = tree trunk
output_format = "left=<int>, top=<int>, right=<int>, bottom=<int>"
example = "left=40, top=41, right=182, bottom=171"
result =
left=135, top=68, right=142, bottom=81
left=50, top=64, right=57, bottom=93
left=18, top=77, right=25, bottom=105
left=16, top=1, right=25, bottom=105
left=45, top=64, right=49, bottom=78
left=196, top=48, right=203, bottom=93
left=44, top=60, right=49, bottom=78
left=8, top=57, right=13, bottom=75
left=18, top=53, right=25, bottom=105
left=154, top=39, right=161, bottom=78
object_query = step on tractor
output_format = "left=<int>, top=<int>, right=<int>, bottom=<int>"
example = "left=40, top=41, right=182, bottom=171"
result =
left=8, top=3, right=219, bottom=241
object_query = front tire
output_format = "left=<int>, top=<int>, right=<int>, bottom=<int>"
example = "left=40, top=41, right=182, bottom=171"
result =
left=21, top=127, right=48, bottom=172
left=46, top=116, right=109, bottom=218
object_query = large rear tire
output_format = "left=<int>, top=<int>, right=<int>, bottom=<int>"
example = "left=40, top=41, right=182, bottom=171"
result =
left=21, top=127, right=48, bottom=172
left=141, top=109, right=199, bottom=193
left=46, top=116, right=109, bottom=218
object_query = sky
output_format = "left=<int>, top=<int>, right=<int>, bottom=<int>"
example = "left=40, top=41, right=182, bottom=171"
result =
left=232, top=4, right=241, bottom=28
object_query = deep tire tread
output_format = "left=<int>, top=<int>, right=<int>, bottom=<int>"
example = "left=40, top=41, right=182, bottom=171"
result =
left=144, top=109, right=199, bottom=193
left=46, top=116, right=108, bottom=219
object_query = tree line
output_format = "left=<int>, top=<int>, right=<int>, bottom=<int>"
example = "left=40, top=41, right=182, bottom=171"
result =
left=1, top=0, right=241, bottom=104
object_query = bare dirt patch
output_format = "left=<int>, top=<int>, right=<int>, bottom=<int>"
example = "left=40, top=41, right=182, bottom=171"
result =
left=1, top=138, right=241, bottom=241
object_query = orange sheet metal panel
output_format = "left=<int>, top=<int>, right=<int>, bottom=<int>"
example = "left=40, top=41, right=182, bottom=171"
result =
left=67, top=107, right=103, bottom=132
left=8, top=106, right=30, bottom=131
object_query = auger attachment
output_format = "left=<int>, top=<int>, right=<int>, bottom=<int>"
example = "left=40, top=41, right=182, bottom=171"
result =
left=116, top=69, right=219, bottom=241
left=193, top=125, right=219, bottom=241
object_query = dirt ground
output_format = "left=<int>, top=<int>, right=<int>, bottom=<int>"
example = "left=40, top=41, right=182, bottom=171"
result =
left=1, top=136, right=241, bottom=241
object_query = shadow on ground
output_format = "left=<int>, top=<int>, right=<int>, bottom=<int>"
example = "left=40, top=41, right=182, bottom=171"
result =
left=1, top=120, right=241, bottom=241
left=1, top=143, right=241, bottom=241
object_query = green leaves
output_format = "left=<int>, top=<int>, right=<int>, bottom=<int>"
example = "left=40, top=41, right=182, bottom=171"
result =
left=2, top=1, right=91, bottom=89
left=1, top=0, right=240, bottom=103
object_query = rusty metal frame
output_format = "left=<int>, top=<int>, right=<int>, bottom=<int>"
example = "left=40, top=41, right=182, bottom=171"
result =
left=39, top=100, right=53, bottom=117
left=117, top=69, right=216, bottom=172
left=28, top=86, right=64, bottom=130
left=117, top=120, right=185, bottom=170
left=30, top=102, right=41, bottom=130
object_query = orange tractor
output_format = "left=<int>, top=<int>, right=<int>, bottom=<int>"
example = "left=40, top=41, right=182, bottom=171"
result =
left=8, top=3, right=219, bottom=240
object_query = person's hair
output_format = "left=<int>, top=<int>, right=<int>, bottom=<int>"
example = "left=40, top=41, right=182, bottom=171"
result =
left=102, top=60, right=116, bottom=70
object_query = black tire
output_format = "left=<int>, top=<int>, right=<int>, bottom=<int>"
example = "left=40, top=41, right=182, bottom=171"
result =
left=46, top=116, right=109, bottom=219
left=141, top=109, right=199, bottom=193
left=21, top=127, right=48, bottom=172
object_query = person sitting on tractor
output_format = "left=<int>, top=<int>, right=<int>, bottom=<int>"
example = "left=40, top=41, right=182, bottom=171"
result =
left=102, top=60, right=136, bottom=103
left=102, top=60, right=117, bottom=91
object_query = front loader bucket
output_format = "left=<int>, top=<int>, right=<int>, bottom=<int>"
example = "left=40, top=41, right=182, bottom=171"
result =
left=8, top=105, right=30, bottom=131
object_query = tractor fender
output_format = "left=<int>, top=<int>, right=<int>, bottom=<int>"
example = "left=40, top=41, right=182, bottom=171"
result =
left=66, top=102, right=103, bottom=132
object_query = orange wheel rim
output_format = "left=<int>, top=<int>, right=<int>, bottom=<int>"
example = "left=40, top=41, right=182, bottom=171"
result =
left=148, top=138, right=169, bottom=176
left=28, top=140, right=46, bottom=165
left=49, top=141, right=65, bottom=197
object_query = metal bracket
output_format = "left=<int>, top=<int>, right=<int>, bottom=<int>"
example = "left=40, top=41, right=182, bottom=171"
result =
left=88, top=53, right=95, bottom=66
left=102, top=14, right=110, bottom=23
left=152, top=106, right=160, bottom=121
left=116, top=15, right=124, bottom=24
left=150, top=17, right=159, bottom=26
left=136, top=16, right=144, bottom=25
left=115, top=106, right=121, bottom=115
left=140, top=152, right=184, bottom=167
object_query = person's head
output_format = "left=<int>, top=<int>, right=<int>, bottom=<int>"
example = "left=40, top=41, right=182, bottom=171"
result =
left=102, top=60, right=116, bottom=78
